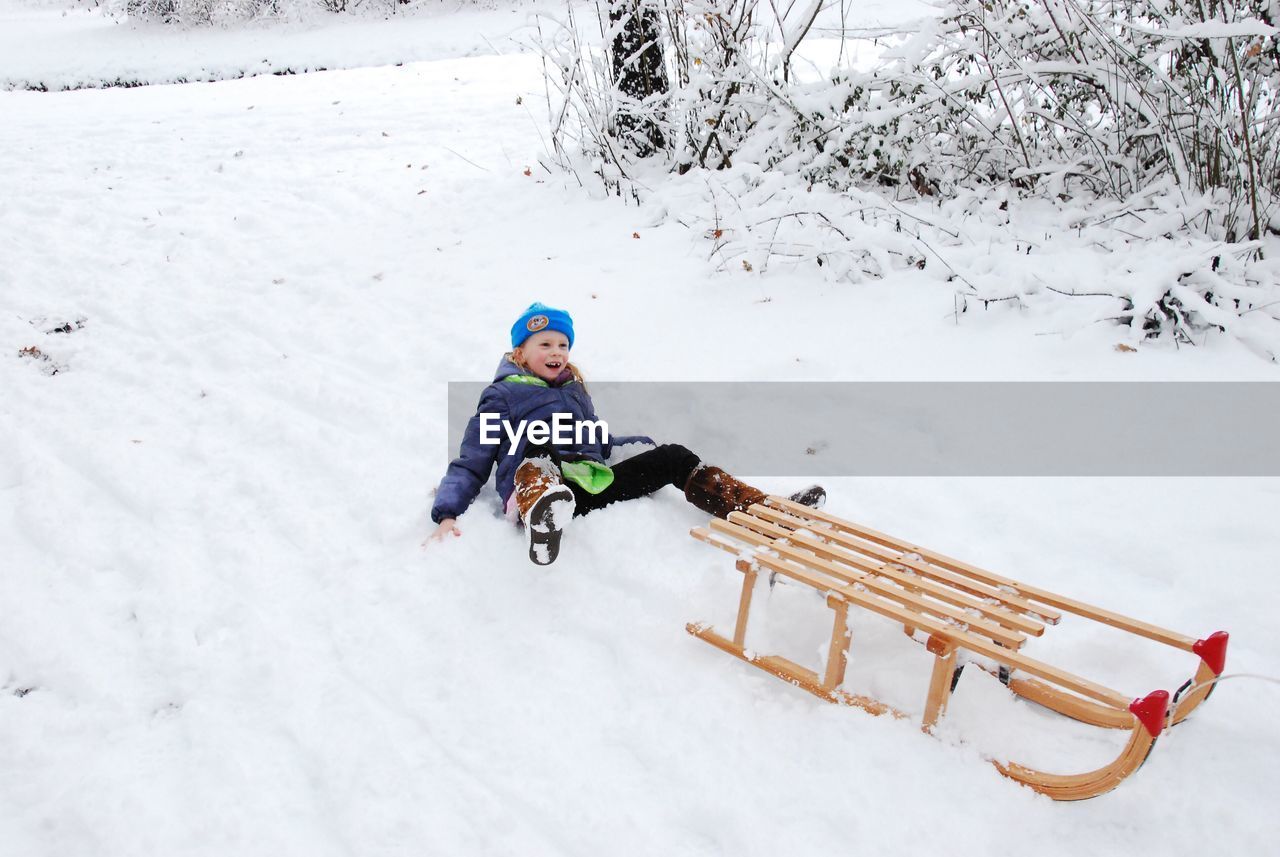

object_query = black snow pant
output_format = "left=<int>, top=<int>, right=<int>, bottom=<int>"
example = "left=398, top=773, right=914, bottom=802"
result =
left=521, top=443, right=702, bottom=517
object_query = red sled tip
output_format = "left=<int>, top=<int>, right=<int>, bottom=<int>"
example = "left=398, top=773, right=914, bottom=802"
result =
left=1193, top=631, right=1229, bottom=676
left=1130, top=690, right=1170, bottom=738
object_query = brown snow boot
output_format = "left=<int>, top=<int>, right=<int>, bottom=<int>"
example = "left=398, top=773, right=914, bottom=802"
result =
left=683, top=465, right=827, bottom=519
left=514, top=457, right=576, bottom=566
left=682, top=465, right=768, bottom=519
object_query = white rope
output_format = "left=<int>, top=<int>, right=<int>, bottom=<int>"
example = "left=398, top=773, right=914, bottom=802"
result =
left=1174, top=671, right=1280, bottom=705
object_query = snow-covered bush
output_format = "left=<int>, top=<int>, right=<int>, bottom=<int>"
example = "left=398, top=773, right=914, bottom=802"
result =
left=123, top=0, right=416, bottom=25
left=127, top=0, right=273, bottom=23
left=554, top=0, right=1280, bottom=237
left=780, top=0, right=1280, bottom=242
left=538, top=0, right=1280, bottom=356
left=537, top=1, right=780, bottom=181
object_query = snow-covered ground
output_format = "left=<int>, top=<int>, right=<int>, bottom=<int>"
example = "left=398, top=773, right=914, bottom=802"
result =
left=2, top=2, right=1278, bottom=855
left=0, top=0, right=545, bottom=91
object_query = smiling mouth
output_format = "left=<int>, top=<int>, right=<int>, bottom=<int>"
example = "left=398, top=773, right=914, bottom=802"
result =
left=545, top=361, right=563, bottom=369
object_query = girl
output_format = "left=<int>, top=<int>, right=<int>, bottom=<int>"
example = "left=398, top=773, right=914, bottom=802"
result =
left=429, top=302, right=824, bottom=564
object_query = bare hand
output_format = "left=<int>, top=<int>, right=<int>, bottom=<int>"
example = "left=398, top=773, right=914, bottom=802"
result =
left=424, top=518, right=461, bottom=546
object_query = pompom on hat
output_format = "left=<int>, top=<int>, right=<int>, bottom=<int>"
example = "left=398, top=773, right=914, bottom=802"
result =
left=511, top=302, right=574, bottom=349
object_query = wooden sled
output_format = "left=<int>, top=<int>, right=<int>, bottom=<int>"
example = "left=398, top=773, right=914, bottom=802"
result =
left=688, top=497, right=1229, bottom=801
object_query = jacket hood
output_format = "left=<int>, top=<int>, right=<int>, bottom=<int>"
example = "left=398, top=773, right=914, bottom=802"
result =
left=493, top=355, right=526, bottom=382
left=493, top=354, right=574, bottom=386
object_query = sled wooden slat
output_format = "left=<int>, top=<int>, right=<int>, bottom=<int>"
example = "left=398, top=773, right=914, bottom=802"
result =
left=728, top=507, right=1047, bottom=637
left=748, top=504, right=1055, bottom=627
left=718, top=515, right=1032, bottom=649
left=689, top=500, right=1228, bottom=801
left=705, top=518, right=1029, bottom=650
left=766, top=497, right=1195, bottom=650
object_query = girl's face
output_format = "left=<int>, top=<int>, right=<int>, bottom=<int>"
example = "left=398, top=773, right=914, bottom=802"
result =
left=516, top=331, right=571, bottom=382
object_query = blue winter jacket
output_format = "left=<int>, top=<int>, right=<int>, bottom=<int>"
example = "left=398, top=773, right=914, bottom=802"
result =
left=431, top=357, right=652, bottom=523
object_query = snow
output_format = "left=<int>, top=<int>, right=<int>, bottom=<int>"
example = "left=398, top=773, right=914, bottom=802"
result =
left=1136, top=20, right=1280, bottom=40
left=2, top=2, right=1279, bottom=855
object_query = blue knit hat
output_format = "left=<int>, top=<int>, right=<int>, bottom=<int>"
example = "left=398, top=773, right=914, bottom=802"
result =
left=511, top=302, right=574, bottom=349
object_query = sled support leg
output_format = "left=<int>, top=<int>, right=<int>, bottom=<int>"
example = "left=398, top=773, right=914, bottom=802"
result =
left=733, top=560, right=757, bottom=647
left=1172, top=632, right=1229, bottom=725
left=1172, top=659, right=1219, bottom=725
left=823, top=598, right=851, bottom=691
left=687, top=621, right=907, bottom=719
left=922, top=636, right=958, bottom=733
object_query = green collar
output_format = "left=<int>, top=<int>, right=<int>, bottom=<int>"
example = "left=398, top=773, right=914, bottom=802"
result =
left=502, top=374, right=575, bottom=388
left=502, top=374, right=548, bottom=387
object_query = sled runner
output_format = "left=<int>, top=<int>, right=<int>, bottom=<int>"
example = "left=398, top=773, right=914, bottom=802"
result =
left=688, top=497, right=1229, bottom=800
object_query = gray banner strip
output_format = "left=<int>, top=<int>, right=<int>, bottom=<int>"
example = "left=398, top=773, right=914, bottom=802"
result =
left=447, top=382, right=1280, bottom=476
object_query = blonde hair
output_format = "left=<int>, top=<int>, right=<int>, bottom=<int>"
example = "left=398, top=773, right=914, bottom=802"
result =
left=509, top=348, right=587, bottom=393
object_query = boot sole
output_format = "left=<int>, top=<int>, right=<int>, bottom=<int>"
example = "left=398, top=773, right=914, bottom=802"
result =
left=526, top=485, right=575, bottom=566
left=789, top=486, right=827, bottom=510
